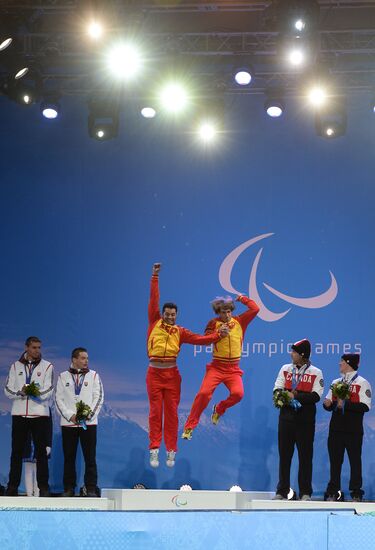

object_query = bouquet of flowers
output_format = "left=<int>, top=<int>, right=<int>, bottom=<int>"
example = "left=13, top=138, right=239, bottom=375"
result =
left=24, top=381, right=41, bottom=398
left=330, top=381, right=351, bottom=400
left=273, top=389, right=292, bottom=409
left=76, top=401, right=92, bottom=429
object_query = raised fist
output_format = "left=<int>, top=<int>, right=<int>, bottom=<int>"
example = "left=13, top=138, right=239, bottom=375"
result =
left=153, top=263, right=161, bottom=275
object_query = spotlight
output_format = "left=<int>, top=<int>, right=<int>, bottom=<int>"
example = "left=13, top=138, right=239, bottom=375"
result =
left=308, top=86, right=327, bottom=107
left=229, top=485, right=242, bottom=492
left=41, top=93, right=60, bottom=119
left=197, top=122, right=218, bottom=143
left=287, top=47, right=305, bottom=67
left=0, top=37, right=12, bottom=52
left=88, top=98, right=120, bottom=140
left=14, top=67, right=29, bottom=80
left=265, top=97, right=284, bottom=118
left=234, top=70, right=252, bottom=86
left=195, top=95, right=224, bottom=144
left=371, top=97, right=375, bottom=113
left=87, top=21, right=103, bottom=40
left=141, top=106, right=156, bottom=119
left=107, top=43, right=143, bottom=81
left=315, top=97, right=347, bottom=139
left=294, top=19, right=305, bottom=32
left=159, top=82, right=189, bottom=114
left=179, top=485, right=192, bottom=491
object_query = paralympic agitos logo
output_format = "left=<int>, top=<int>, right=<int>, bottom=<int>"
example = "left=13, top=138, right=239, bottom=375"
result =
left=219, top=233, right=338, bottom=323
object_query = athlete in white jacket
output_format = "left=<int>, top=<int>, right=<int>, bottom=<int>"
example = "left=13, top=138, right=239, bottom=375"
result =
left=4, top=336, right=54, bottom=496
left=55, top=347, right=104, bottom=497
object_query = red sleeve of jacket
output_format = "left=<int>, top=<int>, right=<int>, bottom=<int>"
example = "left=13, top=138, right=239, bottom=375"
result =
left=235, top=296, right=260, bottom=333
left=179, top=327, right=221, bottom=346
left=148, top=275, right=161, bottom=325
left=204, top=318, right=217, bottom=335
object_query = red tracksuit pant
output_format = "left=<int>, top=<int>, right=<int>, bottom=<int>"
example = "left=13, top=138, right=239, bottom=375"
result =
left=184, top=362, right=244, bottom=430
left=146, top=366, right=181, bottom=451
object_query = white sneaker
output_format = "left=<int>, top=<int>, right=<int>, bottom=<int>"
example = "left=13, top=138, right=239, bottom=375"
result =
left=149, top=449, right=159, bottom=468
left=273, top=494, right=286, bottom=500
left=300, top=495, right=311, bottom=501
left=166, top=450, right=176, bottom=468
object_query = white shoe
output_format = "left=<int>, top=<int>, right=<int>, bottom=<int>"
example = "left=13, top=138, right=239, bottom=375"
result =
left=166, top=450, right=176, bottom=467
left=273, top=494, right=286, bottom=500
left=150, top=449, right=159, bottom=468
left=300, top=495, right=311, bottom=501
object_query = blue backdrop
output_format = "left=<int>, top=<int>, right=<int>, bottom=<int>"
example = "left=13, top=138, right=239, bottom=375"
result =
left=0, top=93, right=374, bottom=496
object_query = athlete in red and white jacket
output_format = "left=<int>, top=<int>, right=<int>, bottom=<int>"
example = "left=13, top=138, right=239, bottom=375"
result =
left=273, top=339, right=324, bottom=500
left=323, top=353, right=371, bottom=502
left=4, top=336, right=54, bottom=496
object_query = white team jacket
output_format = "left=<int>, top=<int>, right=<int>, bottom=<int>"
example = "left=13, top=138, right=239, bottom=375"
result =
left=55, top=369, right=104, bottom=427
left=4, top=359, right=54, bottom=417
left=274, top=363, right=324, bottom=397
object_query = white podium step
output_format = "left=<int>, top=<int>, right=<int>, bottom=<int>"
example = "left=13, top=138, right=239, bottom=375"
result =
left=101, top=489, right=273, bottom=511
left=0, top=496, right=114, bottom=511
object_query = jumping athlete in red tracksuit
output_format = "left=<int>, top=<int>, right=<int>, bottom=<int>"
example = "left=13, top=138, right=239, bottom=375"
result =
left=182, top=294, right=259, bottom=439
left=146, top=263, right=226, bottom=468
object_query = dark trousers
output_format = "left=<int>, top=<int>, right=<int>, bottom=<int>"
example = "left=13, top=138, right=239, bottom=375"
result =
left=62, top=426, right=97, bottom=490
left=326, top=430, right=364, bottom=498
left=8, top=416, right=50, bottom=490
left=277, top=420, right=315, bottom=498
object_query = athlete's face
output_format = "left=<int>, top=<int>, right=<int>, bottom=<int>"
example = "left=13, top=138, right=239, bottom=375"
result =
left=162, top=308, right=177, bottom=325
left=219, top=307, right=232, bottom=323
left=25, top=341, right=41, bottom=361
left=291, top=350, right=304, bottom=365
left=339, top=359, right=352, bottom=375
left=72, top=352, right=89, bottom=370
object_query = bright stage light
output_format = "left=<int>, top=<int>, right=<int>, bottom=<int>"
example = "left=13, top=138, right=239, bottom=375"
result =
left=229, top=485, right=242, bottom=492
left=96, top=129, right=105, bottom=138
left=326, top=127, right=334, bottom=137
left=308, top=86, right=327, bottom=107
left=288, top=48, right=304, bottom=67
left=15, top=67, right=29, bottom=80
left=265, top=98, right=284, bottom=118
left=22, top=94, right=31, bottom=104
left=141, top=107, right=156, bottom=119
left=234, top=70, right=252, bottom=86
left=0, top=37, right=12, bottom=52
left=159, top=83, right=189, bottom=113
left=294, top=19, right=306, bottom=32
left=88, top=21, right=103, bottom=40
left=107, top=43, right=143, bottom=80
left=42, top=106, right=59, bottom=119
left=197, top=122, right=217, bottom=143
left=180, top=485, right=192, bottom=491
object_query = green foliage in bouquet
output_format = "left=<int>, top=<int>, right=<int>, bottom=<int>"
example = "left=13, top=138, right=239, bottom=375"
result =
left=76, top=400, right=92, bottom=422
left=331, top=381, right=351, bottom=400
left=24, top=381, right=41, bottom=397
left=273, top=389, right=292, bottom=409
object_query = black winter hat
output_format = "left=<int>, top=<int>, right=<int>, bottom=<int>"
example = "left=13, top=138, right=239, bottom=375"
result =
left=291, top=339, right=311, bottom=359
left=341, top=353, right=360, bottom=371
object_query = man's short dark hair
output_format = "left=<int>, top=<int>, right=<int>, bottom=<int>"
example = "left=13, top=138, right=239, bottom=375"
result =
left=162, top=302, right=178, bottom=313
left=25, top=336, right=41, bottom=347
left=71, top=347, right=88, bottom=359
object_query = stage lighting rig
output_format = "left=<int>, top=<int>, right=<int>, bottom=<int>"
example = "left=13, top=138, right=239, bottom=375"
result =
left=315, top=97, right=347, bottom=139
left=88, top=97, right=120, bottom=140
